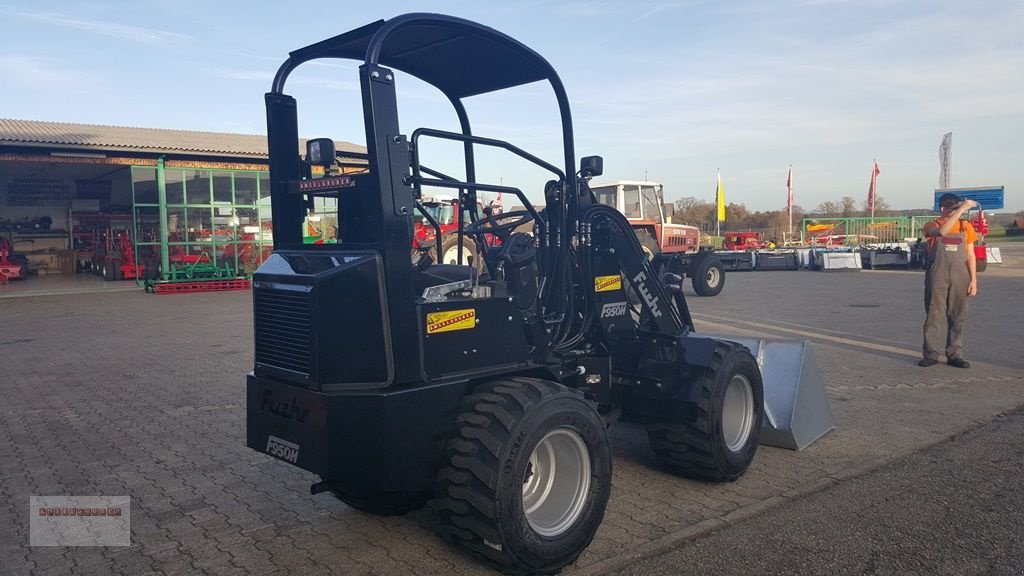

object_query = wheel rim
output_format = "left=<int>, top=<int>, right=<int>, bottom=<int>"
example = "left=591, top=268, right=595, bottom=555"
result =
left=522, top=427, right=591, bottom=537
left=442, top=244, right=472, bottom=265
left=706, top=267, right=721, bottom=288
left=722, top=374, right=755, bottom=453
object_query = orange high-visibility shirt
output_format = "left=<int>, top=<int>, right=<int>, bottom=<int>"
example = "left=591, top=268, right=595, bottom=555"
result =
left=924, top=218, right=977, bottom=257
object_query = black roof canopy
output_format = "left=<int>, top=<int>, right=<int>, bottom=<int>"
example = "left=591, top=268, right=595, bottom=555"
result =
left=277, top=13, right=557, bottom=99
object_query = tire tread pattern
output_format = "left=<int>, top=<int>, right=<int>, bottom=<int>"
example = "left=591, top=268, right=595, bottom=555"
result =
left=433, top=377, right=584, bottom=573
left=647, top=341, right=757, bottom=481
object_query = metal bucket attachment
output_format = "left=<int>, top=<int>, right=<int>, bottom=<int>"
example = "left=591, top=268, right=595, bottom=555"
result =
left=754, top=251, right=801, bottom=271
left=812, top=251, right=862, bottom=271
left=705, top=336, right=834, bottom=450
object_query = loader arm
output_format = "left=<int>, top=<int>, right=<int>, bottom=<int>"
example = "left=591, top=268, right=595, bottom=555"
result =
left=584, top=204, right=689, bottom=335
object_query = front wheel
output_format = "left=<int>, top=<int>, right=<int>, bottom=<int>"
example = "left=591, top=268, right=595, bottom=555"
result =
left=434, top=378, right=611, bottom=575
left=647, top=342, right=763, bottom=481
left=690, top=253, right=725, bottom=297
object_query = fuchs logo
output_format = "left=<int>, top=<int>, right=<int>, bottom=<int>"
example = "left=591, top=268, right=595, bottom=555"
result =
left=266, top=436, right=300, bottom=464
left=600, top=301, right=628, bottom=318
left=631, top=271, right=663, bottom=318
left=260, top=390, right=310, bottom=423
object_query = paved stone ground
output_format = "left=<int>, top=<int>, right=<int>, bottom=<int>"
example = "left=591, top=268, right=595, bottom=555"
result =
left=0, top=246, right=1021, bottom=575
left=614, top=407, right=1024, bottom=576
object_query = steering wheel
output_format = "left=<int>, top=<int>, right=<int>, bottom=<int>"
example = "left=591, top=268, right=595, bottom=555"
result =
left=463, top=209, right=535, bottom=236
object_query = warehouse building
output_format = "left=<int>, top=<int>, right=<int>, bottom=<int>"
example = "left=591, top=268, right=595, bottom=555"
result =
left=0, top=119, right=363, bottom=296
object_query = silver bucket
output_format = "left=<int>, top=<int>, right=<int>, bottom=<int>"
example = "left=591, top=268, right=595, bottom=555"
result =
left=698, top=335, right=835, bottom=450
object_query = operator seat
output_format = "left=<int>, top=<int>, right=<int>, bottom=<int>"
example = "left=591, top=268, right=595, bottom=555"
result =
left=415, top=262, right=477, bottom=294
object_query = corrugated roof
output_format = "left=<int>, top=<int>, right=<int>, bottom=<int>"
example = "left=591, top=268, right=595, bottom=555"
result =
left=0, top=118, right=365, bottom=160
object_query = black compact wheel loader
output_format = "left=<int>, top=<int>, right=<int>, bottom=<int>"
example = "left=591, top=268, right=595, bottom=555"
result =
left=246, top=13, right=764, bottom=574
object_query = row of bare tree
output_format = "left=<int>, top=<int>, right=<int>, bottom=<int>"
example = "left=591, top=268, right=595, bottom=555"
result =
left=669, top=195, right=907, bottom=239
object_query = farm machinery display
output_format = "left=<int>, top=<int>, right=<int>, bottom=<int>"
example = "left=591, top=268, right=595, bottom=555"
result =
left=245, top=14, right=829, bottom=575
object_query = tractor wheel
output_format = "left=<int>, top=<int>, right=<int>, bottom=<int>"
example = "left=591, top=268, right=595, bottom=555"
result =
left=440, top=234, right=479, bottom=268
left=434, top=378, right=611, bottom=575
left=110, top=256, right=124, bottom=281
left=330, top=489, right=429, bottom=517
left=690, top=253, right=725, bottom=297
left=102, top=261, right=114, bottom=281
left=647, top=342, right=763, bottom=481
left=976, top=259, right=987, bottom=273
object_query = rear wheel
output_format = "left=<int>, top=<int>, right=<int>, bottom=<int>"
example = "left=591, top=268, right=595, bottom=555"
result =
left=440, top=234, right=478, bottom=268
left=647, top=342, right=763, bottom=481
left=434, top=378, right=611, bottom=574
left=690, top=253, right=725, bottom=297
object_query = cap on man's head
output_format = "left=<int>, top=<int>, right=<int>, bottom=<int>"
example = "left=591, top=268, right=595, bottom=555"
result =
left=939, top=192, right=961, bottom=209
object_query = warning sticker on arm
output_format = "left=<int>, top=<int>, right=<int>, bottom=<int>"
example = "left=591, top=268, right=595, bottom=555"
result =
left=594, top=275, right=622, bottom=292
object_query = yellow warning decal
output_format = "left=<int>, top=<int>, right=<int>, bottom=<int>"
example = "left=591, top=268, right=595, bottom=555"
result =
left=426, top=309, right=476, bottom=334
left=594, top=275, right=622, bottom=293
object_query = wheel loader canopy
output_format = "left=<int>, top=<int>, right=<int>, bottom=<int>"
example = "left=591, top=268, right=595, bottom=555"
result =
left=266, top=13, right=578, bottom=251
left=273, top=13, right=561, bottom=99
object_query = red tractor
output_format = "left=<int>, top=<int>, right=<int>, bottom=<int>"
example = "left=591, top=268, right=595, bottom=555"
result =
left=723, top=231, right=768, bottom=251
left=413, top=194, right=501, bottom=266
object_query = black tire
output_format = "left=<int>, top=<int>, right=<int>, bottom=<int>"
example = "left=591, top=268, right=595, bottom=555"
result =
left=330, top=488, right=429, bottom=517
left=976, top=259, right=987, bottom=273
left=690, top=253, right=725, bottom=297
left=102, top=261, right=114, bottom=281
left=647, top=342, right=763, bottom=481
left=110, top=257, right=124, bottom=281
left=439, top=234, right=479, bottom=269
left=434, top=378, right=611, bottom=575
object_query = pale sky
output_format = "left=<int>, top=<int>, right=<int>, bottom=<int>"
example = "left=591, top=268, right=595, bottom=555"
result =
left=1, top=0, right=1020, bottom=211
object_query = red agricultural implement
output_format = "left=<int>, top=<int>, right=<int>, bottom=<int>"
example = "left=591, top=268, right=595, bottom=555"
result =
left=0, top=238, right=23, bottom=282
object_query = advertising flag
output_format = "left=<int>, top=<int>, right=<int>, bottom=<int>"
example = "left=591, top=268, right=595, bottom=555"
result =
left=716, top=170, right=725, bottom=222
left=786, top=166, right=793, bottom=210
left=867, top=160, right=880, bottom=216
left=787, top=165, right=794, bottom=236
left=939, top=132, right=952, bottom=189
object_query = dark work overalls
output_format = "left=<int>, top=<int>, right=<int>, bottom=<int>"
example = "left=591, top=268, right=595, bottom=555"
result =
left=922, top=221, right=971, bottom=361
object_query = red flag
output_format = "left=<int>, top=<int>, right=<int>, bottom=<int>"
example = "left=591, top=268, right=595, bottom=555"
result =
left=786, top=166, right=793, bottom=209
left=867, top=160, right=880, bottom=212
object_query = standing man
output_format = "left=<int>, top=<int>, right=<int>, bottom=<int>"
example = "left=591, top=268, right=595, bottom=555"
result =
left=920, top=193, right=978, bottom=368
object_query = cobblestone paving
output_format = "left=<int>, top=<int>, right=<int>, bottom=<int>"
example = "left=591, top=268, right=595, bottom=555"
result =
left=1, top=265, right=1021, bottom=575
